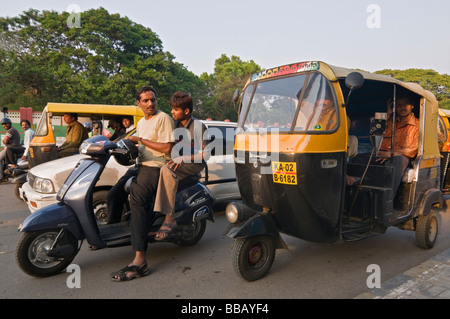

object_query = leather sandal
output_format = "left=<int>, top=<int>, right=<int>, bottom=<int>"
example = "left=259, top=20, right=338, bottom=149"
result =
left=155, top=222, right=177, bottom=241
left=110, top=263, right=150, bottom=282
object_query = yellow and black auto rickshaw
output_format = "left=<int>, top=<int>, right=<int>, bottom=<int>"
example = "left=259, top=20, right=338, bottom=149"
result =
left=28, top=103, right=143, bottom=168
left=225, top=61, right=443, bottom=281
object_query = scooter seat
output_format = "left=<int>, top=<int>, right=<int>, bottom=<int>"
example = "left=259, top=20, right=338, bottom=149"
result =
left=177, top=175, right=201, bottom=191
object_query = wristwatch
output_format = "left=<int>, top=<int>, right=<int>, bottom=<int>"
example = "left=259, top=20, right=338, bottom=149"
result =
left=139, top=137, right=143, bottom=143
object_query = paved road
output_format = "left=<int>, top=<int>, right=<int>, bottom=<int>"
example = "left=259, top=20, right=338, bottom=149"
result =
left=1, top=182, right=450, bottom=300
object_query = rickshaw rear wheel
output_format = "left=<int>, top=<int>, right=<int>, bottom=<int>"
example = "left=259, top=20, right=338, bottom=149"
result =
left=415, top=210, right=438, bottom=249
left=232, top=235, right=276, bottom=282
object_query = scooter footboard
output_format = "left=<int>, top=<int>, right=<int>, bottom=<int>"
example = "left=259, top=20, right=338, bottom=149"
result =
left=18, top=203, right=84, bottom=240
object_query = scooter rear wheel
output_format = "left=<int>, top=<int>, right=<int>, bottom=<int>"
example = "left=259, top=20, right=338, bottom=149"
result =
left=174, top=219, right=207, bottom=246
left=16, top=229, right=78, bottom=277
left=232, top=235, right=276, bottom=282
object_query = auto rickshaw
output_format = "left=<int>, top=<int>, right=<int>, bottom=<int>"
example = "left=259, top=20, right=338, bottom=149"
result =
left=225, top=61, right=443, bottom=281
left=28, top=103, right=143, bottom=168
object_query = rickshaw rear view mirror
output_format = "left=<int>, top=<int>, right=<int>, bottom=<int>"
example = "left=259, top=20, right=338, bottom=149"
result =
left=343, top=72, right=365, bottom=107
left=345, top=72, right=365, bottom=90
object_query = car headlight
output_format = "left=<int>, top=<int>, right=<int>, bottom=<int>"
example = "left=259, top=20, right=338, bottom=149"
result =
left=33, top=177, right=55, bottom=194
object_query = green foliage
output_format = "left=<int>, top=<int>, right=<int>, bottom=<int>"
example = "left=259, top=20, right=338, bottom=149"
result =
left=375, top=69, right=450, bottom=109
left=0, top=8, right=201, bottom=112
left=199, top=54, right=261, bottom=121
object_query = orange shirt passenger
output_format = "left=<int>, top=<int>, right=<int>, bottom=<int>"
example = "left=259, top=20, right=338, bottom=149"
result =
left=378, top=97, right=419, bottom=161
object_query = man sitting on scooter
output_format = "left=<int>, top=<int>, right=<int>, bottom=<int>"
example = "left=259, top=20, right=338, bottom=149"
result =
left=0, top=118, right=21, bottom=183
left=153, top=91, right=211, bottom=241
left=110, top=86, right=175, bottom=282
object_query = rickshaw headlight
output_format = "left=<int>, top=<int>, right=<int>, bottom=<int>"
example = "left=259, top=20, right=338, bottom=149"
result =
left=225, top=203, right=239, bottom=223
left=225, top=202, right=256, bottom=224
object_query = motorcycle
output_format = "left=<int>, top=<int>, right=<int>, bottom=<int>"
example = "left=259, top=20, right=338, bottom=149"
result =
left=16, top=135, right=215, bottom=278
left=1, top=158, right=28, bottom=201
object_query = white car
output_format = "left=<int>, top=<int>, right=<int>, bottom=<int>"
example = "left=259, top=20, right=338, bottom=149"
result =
left=20, top=121, right=240, bottom=219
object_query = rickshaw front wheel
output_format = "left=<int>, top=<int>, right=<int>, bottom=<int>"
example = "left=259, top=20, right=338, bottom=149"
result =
left=415, top=210, right=438, bottom=249
left=232, top=235, right=276, bottom=282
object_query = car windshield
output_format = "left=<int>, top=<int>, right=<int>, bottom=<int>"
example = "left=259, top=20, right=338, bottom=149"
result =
left=239, top=72, right=338, bottom=133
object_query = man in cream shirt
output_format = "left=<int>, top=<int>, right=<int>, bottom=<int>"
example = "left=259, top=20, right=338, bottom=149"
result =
left=110, top=86, right=175, bottom=282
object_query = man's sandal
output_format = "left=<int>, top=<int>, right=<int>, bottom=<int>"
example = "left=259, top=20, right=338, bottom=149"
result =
left=155, top=222, right=177, bottom=241
left=110, top=263, right=150, bottom=282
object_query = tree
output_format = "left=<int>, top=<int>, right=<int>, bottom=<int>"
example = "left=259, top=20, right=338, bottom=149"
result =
left=200, top=54, right=261, bottom=121
left=0, top=8, right=202, bottom=111
left=375, top=69, right=450, bottom=109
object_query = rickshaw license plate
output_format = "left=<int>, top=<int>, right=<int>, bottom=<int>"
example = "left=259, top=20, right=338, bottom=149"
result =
left=272, top=162, right=297, bottom=185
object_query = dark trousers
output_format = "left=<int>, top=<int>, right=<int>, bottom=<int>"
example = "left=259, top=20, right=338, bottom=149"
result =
left=5, top=146, right=25, bottom=166
left=129, top=166, right=160, bottom=252
left=106, top=167, right=138, bottom=224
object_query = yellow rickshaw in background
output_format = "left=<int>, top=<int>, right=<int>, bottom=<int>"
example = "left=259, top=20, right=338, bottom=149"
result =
left=438, top=108, right=450, bottom=192
left=225, top=61, right=443, bottom=281
left=28, top=103, right=143, bottom=168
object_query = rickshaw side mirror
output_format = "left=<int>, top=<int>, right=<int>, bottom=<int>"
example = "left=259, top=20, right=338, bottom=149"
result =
left=345, top=72, right=365, bottom=91
left=343, top=72, right=365, bottom=107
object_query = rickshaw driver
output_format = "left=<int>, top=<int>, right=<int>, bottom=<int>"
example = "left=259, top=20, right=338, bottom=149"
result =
left=376, top=96, right=419, bottom=196
left=57, top=113, right=89, bottom=158
left=304, top=98, right=336, bottom=131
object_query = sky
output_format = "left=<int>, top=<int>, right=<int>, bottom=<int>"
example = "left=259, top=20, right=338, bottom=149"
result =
left=2, top=0, right=450, bottom=76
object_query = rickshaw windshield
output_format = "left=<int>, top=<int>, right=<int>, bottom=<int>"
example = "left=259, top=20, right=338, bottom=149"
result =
left=239, top=72, right=338, bottom=133
left=34, top=110, right=49, bottom=137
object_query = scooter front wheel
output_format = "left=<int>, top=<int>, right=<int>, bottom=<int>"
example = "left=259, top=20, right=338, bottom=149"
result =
left=16, top=229, right=79, bottom=278
left=232, top=235, right=276, bottom=282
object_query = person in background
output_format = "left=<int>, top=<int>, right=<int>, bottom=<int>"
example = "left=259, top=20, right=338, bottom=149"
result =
left=0, top=118, right=21, bottom=182
left=57, top=113, right=89, bottom=158
left=5, top=119, right=34, bottom=168
left=107, top=118, right=126, bottom=141
left=123, top=116, right=135, bottom=133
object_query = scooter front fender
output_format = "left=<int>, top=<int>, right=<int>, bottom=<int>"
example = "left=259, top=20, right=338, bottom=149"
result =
left=18, top=203, right=84, bottom=240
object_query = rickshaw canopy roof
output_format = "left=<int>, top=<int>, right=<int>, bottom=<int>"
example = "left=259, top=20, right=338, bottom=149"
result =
left=44, top=102, right=144, bottom=118
left=323, top=62, right=438, bottom=105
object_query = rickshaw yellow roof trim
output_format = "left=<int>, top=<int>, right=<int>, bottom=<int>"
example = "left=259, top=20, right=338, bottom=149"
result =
left=44, top=102, right=144, bottom=117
